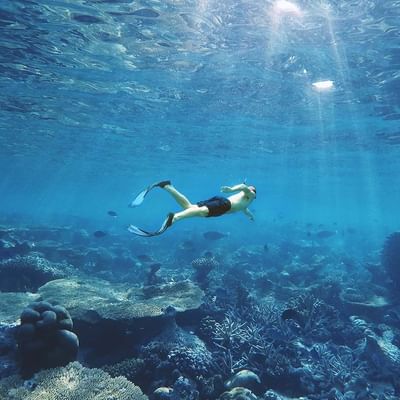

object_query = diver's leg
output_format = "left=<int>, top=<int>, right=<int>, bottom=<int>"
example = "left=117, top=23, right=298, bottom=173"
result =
left=172, top=206, right=208, bottom=223
left=163, top=184, right=193, bottom=209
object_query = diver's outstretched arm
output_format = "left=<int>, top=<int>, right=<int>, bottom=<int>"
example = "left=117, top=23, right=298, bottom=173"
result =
left=221, top=183, right=252, bottom=194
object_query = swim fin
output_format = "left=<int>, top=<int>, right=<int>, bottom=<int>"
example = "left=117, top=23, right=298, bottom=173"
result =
left=127, top=213, right=174, bottom=237
left=128, top=180, right=171, bottom=208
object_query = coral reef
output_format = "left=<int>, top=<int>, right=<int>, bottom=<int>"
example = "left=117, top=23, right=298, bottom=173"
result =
left=0, top=361, right=148, bottom=399
left=0, top=255, right=68, bottom=292
left=0, top=323, right=18, bottom=379
left=340, top=291, right=391, bottom=320
left=298, top=343, right=368, bottom=395
left=140, top=306, right=213, bottom=386
left=218, top=387, right=258, bottom=400
left=146, top=263, right=163, bottom=286
left=102, top=357, right=145, bottom=382
left=361, top=327, right=400, bottom=377
left=0, top=239, right=31, bottom=259
left=168, top=345, right=212, bottom=376
left=197, top=374, right=225, bottom=399
left=171, top=376, right=199, bottom=400
left=225, top=370, right=261, bottom=391
left=191, top=256, right=219, bottom=288
left=1, top=223, right=399, bottom=399
left=282, top=293, right=340, bottom=342
left=0, top=292, right=39, bottom=324
left=17, top=301, right=78, bottom=377
left=153, top=386, right=174, bottom=400
left=382, top=232, right=400, bottom=288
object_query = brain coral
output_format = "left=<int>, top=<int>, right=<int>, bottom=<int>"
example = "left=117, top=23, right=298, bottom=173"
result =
left=17, top=301, right=79, bottom=377
left=0, top=361, right=148, bottom=400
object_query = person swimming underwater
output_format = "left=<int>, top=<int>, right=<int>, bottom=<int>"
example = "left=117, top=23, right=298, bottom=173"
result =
left=128, top=180, right=256, bottom=237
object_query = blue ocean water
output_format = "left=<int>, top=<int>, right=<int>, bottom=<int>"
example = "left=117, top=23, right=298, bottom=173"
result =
left=1, top=0, right=400, bottom=399
left=1, top=0, right=399, bottom=236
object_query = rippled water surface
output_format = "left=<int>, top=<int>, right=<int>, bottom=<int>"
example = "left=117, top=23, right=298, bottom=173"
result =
left=0, top=0, right=399, bottom=225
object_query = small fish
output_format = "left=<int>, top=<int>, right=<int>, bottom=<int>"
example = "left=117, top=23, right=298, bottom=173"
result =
left=107, top=211, right=118, bottom=217
left=149, top=263, right=161, bottom=272
left=281, top=308, right=300, bottom=321
left=180, top=240, right=195, bottom=249
left=263, top=244, right=269, bottom=252
left=72, top=14, right=104, bottom=24
left=93, top=230, right=107, bottom=238
left=386, top=310, right=400, bottom=322
left=203, top=231, right=228, bottom=241
left=137, top=254, right=152, bottom=262
left=315, top=230, right=336, bottom=239
left=132, top=8, right=160, bottom=18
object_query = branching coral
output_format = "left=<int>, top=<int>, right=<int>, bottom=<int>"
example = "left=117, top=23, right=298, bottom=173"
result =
left=210, top=309, right=292, bottom=377
left=207, top=311, right=250, bottom=374
left=306, top=344, right=367, bottom=392
left=283, top=293, right=339, bottom=341
left=212, top=311, right=249, bottom=351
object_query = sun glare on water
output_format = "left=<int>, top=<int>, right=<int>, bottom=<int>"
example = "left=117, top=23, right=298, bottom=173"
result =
left=312, top=80, right=334, bottom=91
left=274, top=0, right=302, bottom=16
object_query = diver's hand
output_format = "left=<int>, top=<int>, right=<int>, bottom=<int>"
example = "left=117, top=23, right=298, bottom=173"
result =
left=243, top=208, right=254, bottom=221
left=220, top=186, right=232, bottom=193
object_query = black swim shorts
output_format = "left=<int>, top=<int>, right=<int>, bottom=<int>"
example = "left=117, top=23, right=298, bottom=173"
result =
left=197, top=196, right=231, bottom=217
